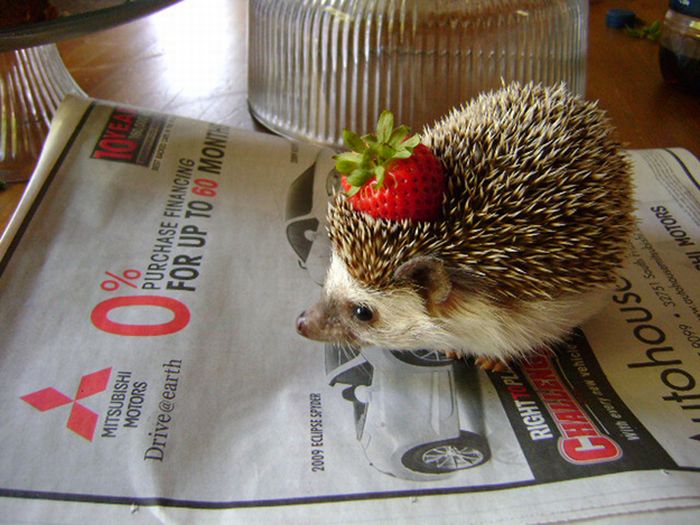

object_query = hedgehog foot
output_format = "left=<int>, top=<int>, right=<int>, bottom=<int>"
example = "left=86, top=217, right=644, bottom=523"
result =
left=474, top=356, right=510, bottom=372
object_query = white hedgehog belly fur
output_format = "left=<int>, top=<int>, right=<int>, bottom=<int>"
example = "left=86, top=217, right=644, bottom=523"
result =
left=326, top=253, right=609, bottom=360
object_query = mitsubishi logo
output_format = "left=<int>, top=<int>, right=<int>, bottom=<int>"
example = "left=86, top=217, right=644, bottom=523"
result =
left=20, top=368, right=112, bottom=441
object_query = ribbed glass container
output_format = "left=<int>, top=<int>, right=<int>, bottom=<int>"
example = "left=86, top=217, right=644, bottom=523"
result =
left=248, top=0, right=588, bottom=148
left=1, top=44, right=84, bottom=182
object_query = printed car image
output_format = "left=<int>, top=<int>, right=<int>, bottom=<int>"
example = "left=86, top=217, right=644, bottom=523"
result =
left=325, top=343, right=491, bottom=481
left=284, top=148, right=338, bottom=285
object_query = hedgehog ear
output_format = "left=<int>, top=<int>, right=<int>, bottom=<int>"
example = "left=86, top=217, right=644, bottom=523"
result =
left=394, top=256, right=452, bottom=305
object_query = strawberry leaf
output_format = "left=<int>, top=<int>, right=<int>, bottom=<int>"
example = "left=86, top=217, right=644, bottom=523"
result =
left=343, top=129, right=366, bottom=153
left=402, top=134, right=421, bottom=149
left=336, top=158, right=359, bottom=173
left=373, top=165, right=386, bottom=188
left=360, top=149, right=374, bottom=169
left=335, top=151, right=363, bottom=174
left=376, top=110, right=394, bottom=143
left=346, top=185, right=362, bottom=197
left=378, top=143, right=396, bottom=160
left=336, top=151, right=362, bottom=163
left=393, top=149, right=413, bottom=160
left=347, top=168, right=372, bottom=188
left=388, top=125, right=410, bottom=148
left=363, top=134, right=378, bottom=146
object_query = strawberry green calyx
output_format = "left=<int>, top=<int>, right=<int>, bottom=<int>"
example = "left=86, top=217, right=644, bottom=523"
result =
left=334, top=110, right=421, bottom=197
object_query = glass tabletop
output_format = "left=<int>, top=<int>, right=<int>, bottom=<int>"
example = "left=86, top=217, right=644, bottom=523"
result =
left=0, top=0, right=181, bottom=52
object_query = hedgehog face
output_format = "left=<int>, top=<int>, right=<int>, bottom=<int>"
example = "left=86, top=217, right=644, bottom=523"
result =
left=297, top=252, right=456, bottom=350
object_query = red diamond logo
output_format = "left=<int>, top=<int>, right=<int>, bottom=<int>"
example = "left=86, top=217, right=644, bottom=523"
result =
left=75, top=368, right=111, bottom=400
left=68, top=402, right=100, bottom=441
left=21, top=368, right=112, bottom=442
left=21, top=387, right=72, bottom=411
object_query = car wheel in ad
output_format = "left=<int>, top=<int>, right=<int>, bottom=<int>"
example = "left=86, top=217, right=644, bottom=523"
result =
left=390, top=349, right=456, bottom=367
left=401, top=431, right=490, bottom=474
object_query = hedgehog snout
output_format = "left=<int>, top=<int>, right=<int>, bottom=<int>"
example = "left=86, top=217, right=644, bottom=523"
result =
left=296, top=310, right=312, bottom=338
left=296, top=304, right=329, bottom=342
left=297, top=299, right=360, bottom=345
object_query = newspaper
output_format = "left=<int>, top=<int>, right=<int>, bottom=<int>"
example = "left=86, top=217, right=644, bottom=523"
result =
left=0, top=95, right=698, bottom=524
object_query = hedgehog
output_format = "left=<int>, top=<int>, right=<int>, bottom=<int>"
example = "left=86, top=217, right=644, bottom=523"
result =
left=296, top=82, right=635, bottom=368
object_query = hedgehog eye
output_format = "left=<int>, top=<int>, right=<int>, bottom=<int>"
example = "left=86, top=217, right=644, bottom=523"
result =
left=352, top=304, right=374, bottom=322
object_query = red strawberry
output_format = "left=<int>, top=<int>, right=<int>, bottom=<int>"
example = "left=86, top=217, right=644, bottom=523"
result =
left=334, top=111, right=445, bottom=222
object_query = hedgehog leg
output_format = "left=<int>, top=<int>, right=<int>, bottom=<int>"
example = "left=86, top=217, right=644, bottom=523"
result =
left=474, top=356, right=511, bottom=372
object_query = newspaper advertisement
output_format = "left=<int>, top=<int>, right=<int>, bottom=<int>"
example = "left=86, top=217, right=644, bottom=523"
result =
left=0, top=96, right=698, bottom=524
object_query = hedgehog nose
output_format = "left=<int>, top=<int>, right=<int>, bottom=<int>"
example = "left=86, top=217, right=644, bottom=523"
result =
left=296, top=311, right=309, bottom=337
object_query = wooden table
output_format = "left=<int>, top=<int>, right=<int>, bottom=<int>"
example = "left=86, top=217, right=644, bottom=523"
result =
left=1, top=0, right=699, bottom=234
